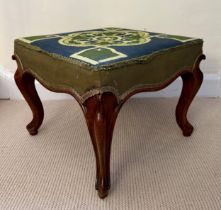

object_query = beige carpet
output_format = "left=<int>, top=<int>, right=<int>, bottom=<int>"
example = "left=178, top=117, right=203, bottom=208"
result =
left=0, top=98, right=220, bottom=210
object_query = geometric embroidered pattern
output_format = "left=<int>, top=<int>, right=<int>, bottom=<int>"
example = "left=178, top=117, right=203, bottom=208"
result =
left=19, top=27, right=198, bottom=66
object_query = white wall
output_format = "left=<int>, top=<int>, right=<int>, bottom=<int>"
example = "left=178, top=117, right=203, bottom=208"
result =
left=0, top=0, right=220, bottom=73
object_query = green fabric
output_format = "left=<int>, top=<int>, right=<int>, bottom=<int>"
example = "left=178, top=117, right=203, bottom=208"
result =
left=14, top=29, right=203, bottom=102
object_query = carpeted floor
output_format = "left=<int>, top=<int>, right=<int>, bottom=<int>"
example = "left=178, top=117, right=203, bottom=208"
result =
left=0, top=98, right=220, bottom=210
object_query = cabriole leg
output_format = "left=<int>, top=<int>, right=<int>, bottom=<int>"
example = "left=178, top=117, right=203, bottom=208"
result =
left=176, top=55, right=205, bottom=136
left=83, top=93, right=120, bottom=198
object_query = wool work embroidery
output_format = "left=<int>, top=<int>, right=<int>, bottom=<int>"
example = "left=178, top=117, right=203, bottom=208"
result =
left=19, top=27, right=197, bottom=66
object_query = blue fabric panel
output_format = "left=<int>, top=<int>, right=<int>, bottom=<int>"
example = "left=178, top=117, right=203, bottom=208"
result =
left=21, top=28, right=199, bottom=66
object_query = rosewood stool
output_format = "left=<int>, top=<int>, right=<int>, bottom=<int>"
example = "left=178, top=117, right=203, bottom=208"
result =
left=13, top=27, right=205, bottom=198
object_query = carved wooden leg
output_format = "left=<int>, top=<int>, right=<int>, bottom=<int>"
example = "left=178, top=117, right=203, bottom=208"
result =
left=14, top=69, right=44, bottom=135
left=83, top=93, right=120, bottom=198
left=176, top=55, right=205, bottom=136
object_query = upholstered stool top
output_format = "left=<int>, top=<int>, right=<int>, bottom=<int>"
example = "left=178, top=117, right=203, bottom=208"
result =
left=14, top=27, right=203, bottom=102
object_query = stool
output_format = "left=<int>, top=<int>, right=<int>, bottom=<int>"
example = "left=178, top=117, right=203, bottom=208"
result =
left=13, top=27, right=205, bottom=198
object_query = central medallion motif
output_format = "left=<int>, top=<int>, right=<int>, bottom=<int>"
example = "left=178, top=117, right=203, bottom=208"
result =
left=58, top=28, right=151, bottom=47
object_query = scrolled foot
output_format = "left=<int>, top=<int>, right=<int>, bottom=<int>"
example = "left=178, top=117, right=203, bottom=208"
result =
left=96, top=177, right=110, bottom=198
left=26, top=123, right=38, bottom=135
left=182, top=123, right=193, bottom=137
left=98, top=188, right=109, bottom=199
